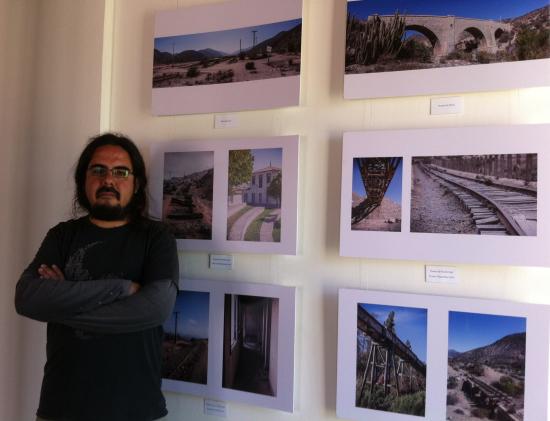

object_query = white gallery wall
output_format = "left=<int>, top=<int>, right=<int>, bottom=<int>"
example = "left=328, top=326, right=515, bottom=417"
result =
left=6, top=0, right=550, bottom=420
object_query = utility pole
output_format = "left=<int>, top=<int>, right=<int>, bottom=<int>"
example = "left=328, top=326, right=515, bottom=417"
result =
left=252, top=30, right=258, bottom=49
left=173, top=311, right=179, bottom=344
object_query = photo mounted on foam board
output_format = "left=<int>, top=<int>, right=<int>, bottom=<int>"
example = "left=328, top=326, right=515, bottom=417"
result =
left=153, top=0, right=302, bottom=115
left=344, top=0, right=550, bottom=98
left=356, top=303, right=427, bottom=416
left=447, top=311, right=527, bottom=421
left=149, top=136, right=299, bottom=255
left=411, top=154, right=537, bottom=236
left=339, top=125, right=550, bottom=266
left=162, top=151, right=214, bottom=240
left=223, top=294, right=280, bottom=397
left=162, top=290, right=210, bottom=385
left=337, top=289, right=550, bottom=421
left=352, top=157, right=402, bottom=232
left=227, top=148, right=283, bottom=242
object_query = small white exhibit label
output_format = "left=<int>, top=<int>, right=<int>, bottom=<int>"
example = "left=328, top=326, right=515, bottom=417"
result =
left=209, top=254, right=233, bottom=270
left=425, top=265, right=459, bottom=284
left=214, top=114, right=239, bottom=128
left=430, top=96, right=464, bottom=115
left=204, top=399, right=227, bottom=417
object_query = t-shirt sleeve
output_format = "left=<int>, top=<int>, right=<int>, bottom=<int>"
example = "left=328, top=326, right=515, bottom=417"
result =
left=15, top=224, right=132, bottom=322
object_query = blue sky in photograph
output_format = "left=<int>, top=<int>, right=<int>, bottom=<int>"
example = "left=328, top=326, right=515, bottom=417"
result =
left=164, top=151, right=214, bottom=179
left=352, top=158, right=403, bottom=204
left=448, top=311, right=526, bottom=353
left=155, top=18, right=301, bottom=55
left=163, top=291, right=210, bottom=340
left=359, top=303, right=427, bottom=362
left=251, top=148, right=283, bottom=171
left=348, top=0, right=548, bottom=21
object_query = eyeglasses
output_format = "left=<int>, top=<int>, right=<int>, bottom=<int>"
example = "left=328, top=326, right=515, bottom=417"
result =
left=88, top=165, right=134, bottom=179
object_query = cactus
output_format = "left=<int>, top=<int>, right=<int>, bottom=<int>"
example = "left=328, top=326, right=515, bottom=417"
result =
left=346, top=12, right=406, bottom=65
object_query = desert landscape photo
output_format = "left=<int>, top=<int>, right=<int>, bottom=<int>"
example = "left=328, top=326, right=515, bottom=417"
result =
left=346, top=0, right=550, bottom=74
left=163, top=290, right=210, bottom=385
left=162, top=151, right=214, bottom=239
left=356, top=303, right=427, bottom=416
left=447, top=311, right=527, bottom=421
left=154, top=18, right=301, bottom=88
left=351, top=157, right=402, bottom=232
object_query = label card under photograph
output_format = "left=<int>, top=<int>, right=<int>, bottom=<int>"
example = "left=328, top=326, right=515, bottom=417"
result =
left=425, top=266, right=459, bottom=284
left=204, top=399, right=227, bottom=417
left=430, top=97, right=464, bottom=115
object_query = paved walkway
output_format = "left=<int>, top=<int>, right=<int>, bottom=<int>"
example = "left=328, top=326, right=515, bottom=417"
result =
left=228, top=207, right=264, bottom=241
left=259, top=209, right=281, bottom=242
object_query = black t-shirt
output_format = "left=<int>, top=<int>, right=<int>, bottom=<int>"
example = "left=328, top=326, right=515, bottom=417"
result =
left=29, top=217, right=178, bottom=421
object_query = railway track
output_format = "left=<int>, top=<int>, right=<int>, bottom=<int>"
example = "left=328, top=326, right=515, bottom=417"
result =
left=419, top=164, right=537, bottom=236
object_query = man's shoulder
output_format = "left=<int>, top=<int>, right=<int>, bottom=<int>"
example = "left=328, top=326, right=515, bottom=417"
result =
left=130, top=218, right=175, bottom=239
left=48, top=217, right=88, bottom=235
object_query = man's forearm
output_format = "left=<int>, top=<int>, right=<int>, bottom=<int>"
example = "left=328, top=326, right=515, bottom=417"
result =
left=59, top=279, right=177, bottom=334
left=15, top=272, right=132, bottom=322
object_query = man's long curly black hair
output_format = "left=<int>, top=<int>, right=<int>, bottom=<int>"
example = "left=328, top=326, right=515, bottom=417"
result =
left=73, top=133, right=148, bottom=222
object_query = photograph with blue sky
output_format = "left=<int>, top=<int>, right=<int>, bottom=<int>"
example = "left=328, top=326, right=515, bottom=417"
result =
left=162, top=291, right=210, bottom=384
left=164, top=151, right=213, bottom=180
left=164, top=291, right=210, bottom=341
left=359, top=303, right=427, bottom=362
left=346, top=0, right=550, bottom=75
left=347, top=0, right=549, bottom=21
left=448, top=311, right=526, bottom=353
left=251, top=148, right=282, bottom=171
left=155, top=18, right=301, bottom=56
left=352, top=157, right=402, bottom=232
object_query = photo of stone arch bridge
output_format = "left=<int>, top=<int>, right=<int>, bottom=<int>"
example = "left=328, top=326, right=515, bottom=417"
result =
left=346, top=0, right=550, bottom=74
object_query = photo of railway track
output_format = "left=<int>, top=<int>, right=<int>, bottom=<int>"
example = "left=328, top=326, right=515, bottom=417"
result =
left=356, top=303, right=427, bottom=416
left=351, top=157, right=402, bottom=232
left=163, top=291, right=210, bottom=385
left=162, top=151, right=214, bottom=239
left=411, top=154, right=537, bottom=236
left=447, top=311, right=526, bottom=421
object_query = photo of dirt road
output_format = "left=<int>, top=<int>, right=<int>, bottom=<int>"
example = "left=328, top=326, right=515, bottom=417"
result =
left=163, top=291, right=210, bottom=385
left=163, top=151, right=214, bottom=239
left=154, top=18, right=301, bottom=88
left=227, top=148, right=282, bottom=242
left=447, top=311, right=526, bottom=421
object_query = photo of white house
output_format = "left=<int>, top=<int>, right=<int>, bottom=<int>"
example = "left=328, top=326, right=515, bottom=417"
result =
left=227, top=148, right=283, bottom=242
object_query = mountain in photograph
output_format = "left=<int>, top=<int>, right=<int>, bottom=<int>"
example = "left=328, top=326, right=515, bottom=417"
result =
left=248, top=23, right=302, bottom=56
left=451, top=332, right=526, bottom=366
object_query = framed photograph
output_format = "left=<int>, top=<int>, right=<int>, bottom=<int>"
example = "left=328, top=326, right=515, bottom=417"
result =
left=153, top=0, right=302, bottom=115
left=344, top=0, right=550, bottom=99
left=163, top=278, right=296, bottom=412
left=150, top=136, right=299, bottom=255
left=339, top=125, right=550, bottom=266
left=337, top=288, right=550, bottom=421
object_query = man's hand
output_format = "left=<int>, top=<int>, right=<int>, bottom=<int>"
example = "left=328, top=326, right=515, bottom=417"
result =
left=38, top=264, right=65, bottom=280
left=129, top=282, right=141, bottom=295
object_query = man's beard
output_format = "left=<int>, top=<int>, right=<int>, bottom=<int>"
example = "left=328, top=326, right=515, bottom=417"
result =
left=90, top=203, right=129, bottom=221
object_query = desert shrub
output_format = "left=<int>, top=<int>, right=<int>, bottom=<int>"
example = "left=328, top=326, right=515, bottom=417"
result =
left=200, top=59, right=210, bottom=68
left=446, top=392, right=458, bottom=405
left=346, top=12, right=405, bottom=65
left=446, top=50, right=470, bottom=61
left=397, top=39, right=433, bottom=62
left=288, top=58, right=294, bottom=66
left=447, top=376, right=458, bottom=389
left=229, top=57, right=238, bottom=64
left=466, top=363, right=484, bottom=376
left=497, top=30, right=512, bottom=44
left=245, top=61, right=256, bottom=70
left=239, top=52, right=246, bottom=60
left=516, top=28, right=550, bottom=60
left=389, top=391, right=425, bottom=416
left=476, top=51, right=495, bottom=64
left=186, top=66, right=199, bottom=77
left=492, top=376, right=524, bottom=397
left=471, top=408, right=491, bottom=418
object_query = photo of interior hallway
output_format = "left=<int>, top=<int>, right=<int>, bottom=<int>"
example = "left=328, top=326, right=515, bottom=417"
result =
left=223, top=294, right=279, bottom=396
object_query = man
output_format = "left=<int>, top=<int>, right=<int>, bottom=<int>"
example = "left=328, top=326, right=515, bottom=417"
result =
left=15, top=133, right=178, bottom=421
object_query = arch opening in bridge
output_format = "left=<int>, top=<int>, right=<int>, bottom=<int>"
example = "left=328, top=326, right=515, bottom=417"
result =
left=402, top=25, right=440, bottom=58
left=457, top=27, right=488, bottom=52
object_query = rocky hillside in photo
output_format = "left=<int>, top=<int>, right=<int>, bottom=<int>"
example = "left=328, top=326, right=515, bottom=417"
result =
left=249, top=23, right=302, bottom=56
left=451, top=332, right=526, bottom=367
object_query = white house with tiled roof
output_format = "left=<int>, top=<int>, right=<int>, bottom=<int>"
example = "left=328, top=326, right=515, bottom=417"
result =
left=243, top=164, right=281, bottom=208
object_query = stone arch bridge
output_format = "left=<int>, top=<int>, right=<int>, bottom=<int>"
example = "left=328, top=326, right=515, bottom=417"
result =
left=372, top=15, right=512, bottom=57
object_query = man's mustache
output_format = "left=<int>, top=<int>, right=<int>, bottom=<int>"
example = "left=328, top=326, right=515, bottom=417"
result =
left=96, top=186, right=120, bottom=199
